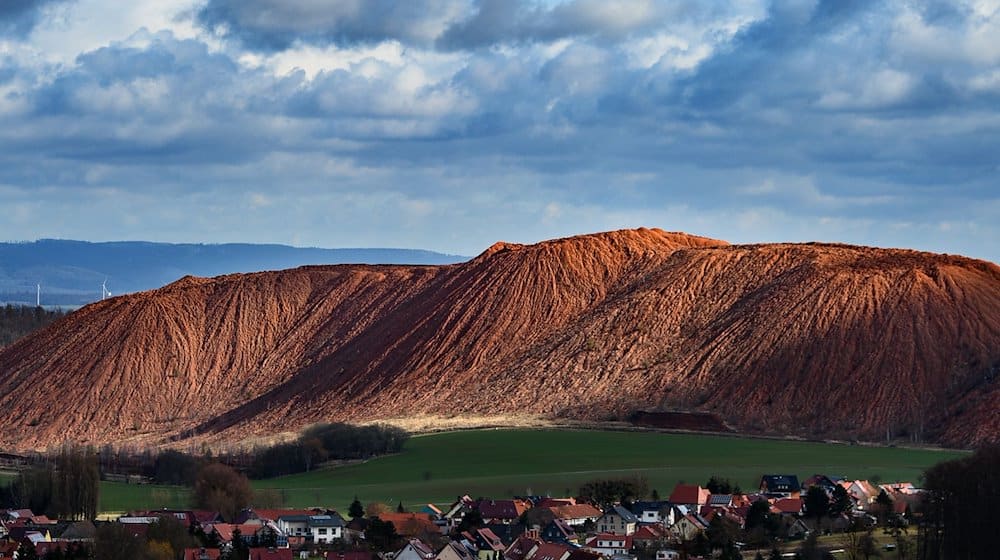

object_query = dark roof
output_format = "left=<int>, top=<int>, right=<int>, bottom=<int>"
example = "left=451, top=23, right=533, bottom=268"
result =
left=760, top=475, right=800, bottom=493
left=475, top=500, right=529, bottom=520
left=603, top=506, right=638, bottom=523
left=629, top=501, right=670, bottom=514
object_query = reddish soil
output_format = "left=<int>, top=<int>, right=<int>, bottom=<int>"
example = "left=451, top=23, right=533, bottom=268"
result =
left=0, top=228, right=997, bottom=450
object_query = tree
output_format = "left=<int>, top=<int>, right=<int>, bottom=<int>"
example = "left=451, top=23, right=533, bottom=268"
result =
left=12, top=444, right=99, bottom=520
left=830, top=485, right=853, bottom=516
left=706, top=515, right=741, bottom=550
left=366, top=518, right=400, bottom=552
left=874, top=490, right=893, bottom=524
left=152, top=450, right=200, bottom=486
left=651, top=488, right=660, bottom=501
left=365, top=502, right=392, bottom=517
left=94, top=522, right=148, bottom=560
left=456, top=509, right=485, bottom=534
left=803, top=486, right=830, bottom=521
left=919, top=445, right=1000, bottom=560
left=706, top=475, right=736, bottom=495
left=348, top=496, right=365, bottom=519
left=230, top=527, right=249, bottom=560
left=147, top=515, right=196, bottom=560
left=578, top=476, right=649, bottom=508
left=192, top=463, right=253, bottom=522
left=396, top=501, right=406, bottom=513
left=795, top=532, right=823, bottom=560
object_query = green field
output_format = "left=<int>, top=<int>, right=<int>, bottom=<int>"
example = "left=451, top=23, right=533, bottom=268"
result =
left=240, top=429, right=964, bottom=513
left=92, top=429, right=965, bottom=513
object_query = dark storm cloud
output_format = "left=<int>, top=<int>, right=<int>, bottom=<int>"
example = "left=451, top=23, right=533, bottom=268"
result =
left=0, top=0, right=70, bottom=37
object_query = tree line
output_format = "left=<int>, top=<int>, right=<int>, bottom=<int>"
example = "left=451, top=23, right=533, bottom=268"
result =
left=0, top=304, right=69, bottom=347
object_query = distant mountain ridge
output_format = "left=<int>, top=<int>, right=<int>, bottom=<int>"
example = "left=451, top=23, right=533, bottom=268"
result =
left=0, top=239, right=466, bottom=305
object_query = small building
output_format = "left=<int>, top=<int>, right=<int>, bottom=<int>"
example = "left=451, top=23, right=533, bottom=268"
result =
left=759, top=475, right=801, bottom=499
left=584, top=533, right=633, bottom=557
left=596, top=506, right=638, bottom=535
left=668, top=484, right=710, bottom=508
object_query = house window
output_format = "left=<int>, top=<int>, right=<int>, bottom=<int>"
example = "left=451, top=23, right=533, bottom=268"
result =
left=318, top=528, right=328, bottom=534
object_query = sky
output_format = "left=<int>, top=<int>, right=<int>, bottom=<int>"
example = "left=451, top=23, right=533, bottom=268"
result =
left=0, top=0, right=997, bottom=262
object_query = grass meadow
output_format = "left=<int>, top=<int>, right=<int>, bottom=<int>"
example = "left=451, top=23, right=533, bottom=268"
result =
left=92, top=429, right=965, bottom=513
left=242, top=429, right=964, bottom=514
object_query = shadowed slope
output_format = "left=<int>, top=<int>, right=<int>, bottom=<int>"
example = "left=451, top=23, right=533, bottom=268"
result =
left=0, top=229, right=996, bottom=450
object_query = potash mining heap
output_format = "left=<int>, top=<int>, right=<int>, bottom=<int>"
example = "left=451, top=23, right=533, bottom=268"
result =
left=0, top=228, right=997, bottom=451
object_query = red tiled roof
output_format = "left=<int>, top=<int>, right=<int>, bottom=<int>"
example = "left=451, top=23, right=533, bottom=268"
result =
left=772, top=498, right=803, bottom=514
left=249, top=548, right=294, bottom=560
left=476, top=500, right=531, bottom=520
left=669, top=484, right=710, bottom=506
left=545, top=504, right=602, bottom=520
left=505, top=535, right=543, bottom=560
left=327, top=552, right=374, bottom=560
left=535, top=498, right=575, bottom=508
left=211, top=523, right=262, bottom=543
left=183, top=548, right=223, bottom=560
left=477, top=528, right=505, bottom=550
left=632, top=525, right=667, bottom=540
left=377, top=513, right=439, bottom=537
left=531, top=542, right=572, bottom=560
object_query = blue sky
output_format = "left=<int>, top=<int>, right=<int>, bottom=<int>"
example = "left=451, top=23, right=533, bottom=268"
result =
left=0, top=0, right=997, bottom=262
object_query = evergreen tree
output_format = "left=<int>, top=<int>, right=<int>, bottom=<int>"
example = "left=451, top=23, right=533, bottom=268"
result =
left=349, top=496, right=365, bottom=519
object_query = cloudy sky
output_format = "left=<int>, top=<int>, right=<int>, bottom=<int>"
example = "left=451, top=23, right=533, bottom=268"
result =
left=0, top=0, right=997, bottom=261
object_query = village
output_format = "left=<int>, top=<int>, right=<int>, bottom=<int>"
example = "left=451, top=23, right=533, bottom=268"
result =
left=0, top=474, right=921, bottom=560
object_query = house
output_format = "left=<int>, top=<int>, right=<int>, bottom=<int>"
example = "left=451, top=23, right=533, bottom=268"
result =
left=526, top=542, right=572, bottom=560
left=628, top=501, right=671, bottom=525
left=667, top=484, right=710, bottom=507
left=772, top=498, right=803, bottom=516
left=184, top=549, right=222, bottom=560
left=545, top=504, right=603, bottom=527
left=759, top=475, right=801, bottom=499
left=596, top=506, right=638, bottom=535
left=476, top=500, right=531, bottom=524
left=845, top=480, right=879, bottom=510
left=630, top=524, right=668, bottom=550
left=209, top=523, right=265, bottom=546
left=241, top=509, right=318, bottom=524
left=505, top=532, right=544, bottom=560
left=584, top=533, right=633, bottom=557
left=482, top=523, right=524, bottom=546
left=326, top=552, right=374, bottom=560
left=707, top=495, right=735, bottom=508
left=540, top=520, right=575, bottom=545
left=802, top=475, right=843, bottom=494
left=438, top=541, right=478, bottom=560
left=444, top=497, right=475, bottom=531
left=248, top=548, right=294, bottom=560
left=565, top=550, right=601, bottom=560
left=377, top=513, right=440, bottom=538
left=668, top=514, right=708, bottom=542
left=396, top=539, right=437, bottom=560
left=475, top=527, right=508, bottom=557
left=654, top=550, right=680, bottom=560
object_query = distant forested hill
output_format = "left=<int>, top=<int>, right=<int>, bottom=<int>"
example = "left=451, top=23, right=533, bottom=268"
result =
left=0, top=239, right=466, bottom=306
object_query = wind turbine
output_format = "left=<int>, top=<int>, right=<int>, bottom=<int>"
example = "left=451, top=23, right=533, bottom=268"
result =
left=101, top=279, right=111, bottom=300
left=36, top=283, right=40, bottom=307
